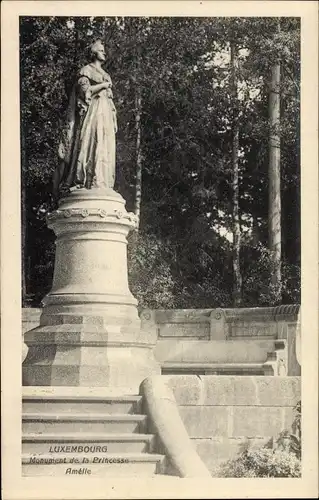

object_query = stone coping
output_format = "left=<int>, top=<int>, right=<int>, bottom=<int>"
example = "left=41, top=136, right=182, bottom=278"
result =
left=141, top=305, right=300, bottom=322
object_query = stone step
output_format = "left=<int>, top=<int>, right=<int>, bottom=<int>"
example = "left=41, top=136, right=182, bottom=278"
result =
left=22, top=413, right=147, bottom=434
left=22, top=433, right=155, bottom=454
left=22, top=395, right=143, bottom=415
left=22, top=452, right=165, bottom=477
left=162, top=362, right=265, bottom=376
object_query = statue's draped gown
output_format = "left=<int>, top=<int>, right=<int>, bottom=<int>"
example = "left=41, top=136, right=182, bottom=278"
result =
left=58, top=63, right=117, bottom=190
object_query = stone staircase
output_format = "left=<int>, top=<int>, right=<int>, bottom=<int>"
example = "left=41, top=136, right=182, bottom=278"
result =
left=22, top=394, right=166, bottom=477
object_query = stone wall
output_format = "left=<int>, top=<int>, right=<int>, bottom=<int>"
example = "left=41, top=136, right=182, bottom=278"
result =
left=164, top=375, right=301, bottom=475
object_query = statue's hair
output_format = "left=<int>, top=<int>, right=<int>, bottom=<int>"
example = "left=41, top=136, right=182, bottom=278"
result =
left=89, top=39, right=104, bottom=60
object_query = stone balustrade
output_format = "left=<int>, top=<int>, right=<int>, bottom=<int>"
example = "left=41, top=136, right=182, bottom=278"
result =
left=140, top=305, right=300, bottom=340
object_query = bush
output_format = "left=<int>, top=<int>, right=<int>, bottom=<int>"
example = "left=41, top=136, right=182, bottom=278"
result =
left=242, top=244, right=301, bottom=306
left=276, top=401, right=301, bottom=460
left=219, top=401, right=301, bottom=478
left=127, top=231, right=177, bottom=309
left=220, top=447, right=301, bottom=478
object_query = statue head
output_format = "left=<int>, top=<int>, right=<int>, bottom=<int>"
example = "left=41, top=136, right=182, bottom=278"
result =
left=90, top=40, right=106, bottom=62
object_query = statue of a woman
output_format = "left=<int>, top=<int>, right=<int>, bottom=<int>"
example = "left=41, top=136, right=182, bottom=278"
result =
left=53, top=40, right=117, bottom=197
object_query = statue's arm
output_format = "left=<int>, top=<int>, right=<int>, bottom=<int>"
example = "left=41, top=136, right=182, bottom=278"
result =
left=78, top=76, right=109, bottom=104
left=91, top=82, right=109, bottom=95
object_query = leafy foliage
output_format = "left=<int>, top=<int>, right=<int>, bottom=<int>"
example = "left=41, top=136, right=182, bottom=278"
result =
left=220, top=400, right=302, bottom=478
left=128, top=231, right=176, bottom=310
left=220, top=447, right=301, bottom=478
left=276, top=401, right=301, bottom=460
left=241, top=245, right=301, bottom=306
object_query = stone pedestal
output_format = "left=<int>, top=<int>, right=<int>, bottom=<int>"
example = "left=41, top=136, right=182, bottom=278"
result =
left=23, top=188, right=160, bottom=390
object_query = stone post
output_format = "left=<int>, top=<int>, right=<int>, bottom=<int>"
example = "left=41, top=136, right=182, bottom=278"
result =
left=209, top=309, right=227, bottom=340
left=23, top=188, right=160, bottom=390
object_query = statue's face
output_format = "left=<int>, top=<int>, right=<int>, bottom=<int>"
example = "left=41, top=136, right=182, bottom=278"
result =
left=95, top=45, right=106, bottom=62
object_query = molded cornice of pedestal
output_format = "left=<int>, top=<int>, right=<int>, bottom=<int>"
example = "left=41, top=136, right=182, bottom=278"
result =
left=60, top=188, right=123, bottom=203
left=41, top=293, right=138, bottom=307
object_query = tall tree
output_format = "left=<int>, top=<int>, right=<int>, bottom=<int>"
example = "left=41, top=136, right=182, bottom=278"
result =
left=268, top=21, right=282, bottom=302
left=230, top=40, right=242, bottom=306
left=133, top=21, right=143, bottom=229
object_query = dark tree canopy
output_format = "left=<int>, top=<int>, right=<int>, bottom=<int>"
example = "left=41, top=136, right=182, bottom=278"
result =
left=20, top=16, right=300, bottom=308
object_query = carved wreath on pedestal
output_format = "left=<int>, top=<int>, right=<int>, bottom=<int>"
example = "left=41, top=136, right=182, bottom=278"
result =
left=47, top=208, right=138, bottom=227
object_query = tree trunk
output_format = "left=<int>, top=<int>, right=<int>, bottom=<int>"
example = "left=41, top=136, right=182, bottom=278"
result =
left=230, top=41, right=242, bottom=307
left=268, top=59, right=282, bottom=302
left=21, top=178, right=27, bottom=305
left=134, top=23, right=142, bottom=230
left=134, top=87, right=142, bottom=228
left=21, top=123, right=30, bottom=306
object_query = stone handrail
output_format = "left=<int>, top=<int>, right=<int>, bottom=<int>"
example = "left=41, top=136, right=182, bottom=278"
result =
left=140, top=375, right=211, bottom=478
